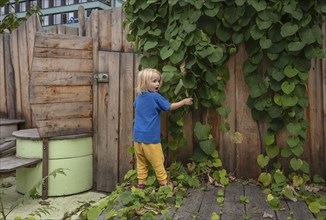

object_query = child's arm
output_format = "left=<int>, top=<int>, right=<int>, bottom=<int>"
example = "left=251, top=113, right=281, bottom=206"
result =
left=169, top=98, right=193, bottom=111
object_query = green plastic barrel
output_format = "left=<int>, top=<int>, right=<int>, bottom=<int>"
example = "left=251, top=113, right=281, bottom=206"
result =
left=13, top=129, right=93, bottom=197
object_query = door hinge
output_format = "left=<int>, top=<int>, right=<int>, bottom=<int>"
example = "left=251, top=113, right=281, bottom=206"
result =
left=94, top=73, right=109, bottom=83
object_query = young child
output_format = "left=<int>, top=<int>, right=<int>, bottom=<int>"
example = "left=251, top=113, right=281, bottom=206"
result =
left=133, top=68, right=193, bottom=189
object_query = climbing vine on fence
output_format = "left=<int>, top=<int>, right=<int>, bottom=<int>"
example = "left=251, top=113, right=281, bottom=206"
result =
left=123, top=0, right=325, bottom=189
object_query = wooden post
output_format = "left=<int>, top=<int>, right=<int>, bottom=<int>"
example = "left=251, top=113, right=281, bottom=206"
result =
left=78, top=5, right=85, bottom=36
left=4, top=29, right=16, bottom=119
left=42, top=137, right=49, bottom=200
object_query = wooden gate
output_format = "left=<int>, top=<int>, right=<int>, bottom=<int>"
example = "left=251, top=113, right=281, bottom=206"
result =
left=94, top=51, right=138, bottom=192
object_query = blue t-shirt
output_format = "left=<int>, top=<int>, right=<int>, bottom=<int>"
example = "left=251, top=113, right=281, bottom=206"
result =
left=133, top=92, right=171, bottom=144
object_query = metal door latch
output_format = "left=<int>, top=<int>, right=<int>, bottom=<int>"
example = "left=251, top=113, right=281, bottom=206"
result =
left=94, top=73, right=109, bottom=83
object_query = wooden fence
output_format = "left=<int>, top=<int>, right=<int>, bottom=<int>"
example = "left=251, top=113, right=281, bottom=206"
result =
left=0, top=8, right=325, bottom=192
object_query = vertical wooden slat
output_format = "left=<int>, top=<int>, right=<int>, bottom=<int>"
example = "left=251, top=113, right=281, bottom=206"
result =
left=220, top=53, right=237, bottom=174
left=42, top=137, right=49, bottom=200
left=97, top=51, right=110, bottom=191
left=10, top=29, right=22, bottom=119
left=26, top=14, right=37, bottom=72
left=178, top=112, right=193, bottom=163
left=235, top=44, right=260, bottom=178
left=18, top=23, right=32, bottom=128
left=118, top=53, right=134, bottom=182
left=322, top=20, right=326, bottom=173
left=57, top=25, right=66, bottom=34
left=78, top=5, right=86, bottom=36
left=98, top=10, right=112, bottom=51
left=121, top=9, right=134, bottom=52
left=4, top=30, right=16, bottom=119
left=111, top=7, right=122, bottom=51
left=90, top=9, right=99, bottom=190
left=0, top=34, right=7, bottom=117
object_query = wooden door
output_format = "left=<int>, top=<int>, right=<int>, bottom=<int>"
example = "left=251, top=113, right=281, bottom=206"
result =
left=94, top=51, right=139, bottom=192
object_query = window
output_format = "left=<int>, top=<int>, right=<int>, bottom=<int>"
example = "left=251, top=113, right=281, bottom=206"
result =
left=19, top=1, right=26, bottom=12
left=0, top=7, right=5, bottom=16
left=53, top=13, right=61, bottom=24
left=67, top=12, right=75, bottom=23
left=9, top=4, right=15, bottom=13
left=42, top=0, right=49, bottom=9
left=42, top=15, right=49, bottom=26
left=79, top=0, right=88, bottom=2
left=54, top=0, right=61, bottom=7
left=66, top=0, right=74, bottom=5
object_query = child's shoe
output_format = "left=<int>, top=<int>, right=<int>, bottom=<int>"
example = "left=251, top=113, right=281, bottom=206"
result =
left=136, top=183, right=147, bottom=189
left=159, top=180, right=173, bottom=188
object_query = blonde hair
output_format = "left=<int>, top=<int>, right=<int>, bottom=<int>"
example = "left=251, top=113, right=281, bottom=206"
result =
left=135, top=68, right=162, bottom=94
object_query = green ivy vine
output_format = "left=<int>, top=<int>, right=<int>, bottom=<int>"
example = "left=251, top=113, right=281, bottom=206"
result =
left=123, top=0, right=326, bottom=213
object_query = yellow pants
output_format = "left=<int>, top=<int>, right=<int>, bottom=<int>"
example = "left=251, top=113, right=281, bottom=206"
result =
left=134, top=142, right=167, bottom=185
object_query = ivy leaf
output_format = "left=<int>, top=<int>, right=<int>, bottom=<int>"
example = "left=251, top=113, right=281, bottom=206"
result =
left=183, top=20, right=196, bottom=33
left=264, top=134, right=275, bottom=146
left=139, top=9, right=154, bottom=22
left=288, top=41, right=305, bottom=52
left=291, top=145, right=304, bottom=157
left=192, top=148, right=209, bottom=162
left=258, top=172, right=272, bottom=187
left=266, top=145, right=279, bottom=159
left=290, top=158, right=303, bottom=171
left=299, top=25, right=321, bottom=45
left=144, top=41, right=158, bottom=51
left=257, top=154, right=269, bottom=168
left=273, top=170, right=286, bottom=184
left=308, top=202, right=321, bottom=214
left=271, top=71, right=285, bottom=82
left=281, top=95, right=298, bottom=107
left=281, top=147, right=292, bottom=158
left=287, top=135, right=300, bottom=148
left=207, top=47, right=224, bottom=64
left=259, top=36, right=272, bottom=49
left=199, top=139, right=216, bottom=155
left=219, top=122, right=230, bottom=132
left=194, top=122, right=211, bottom=141
left=284, top=65, right=299, bottom=78
left=160, top=46, right=174, bottom=60
left=281, top=81, right=295, bottom=94
left=248, top=0, right=267, bottom=12
left=280, top=22, right=298, bottom=37
left=287, top=123, right=301, bottom=134
left=282, top=187, right=297, bottom=202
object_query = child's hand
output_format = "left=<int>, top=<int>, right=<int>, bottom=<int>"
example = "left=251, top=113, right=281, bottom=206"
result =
left=183, top=98, right=193, bottom=105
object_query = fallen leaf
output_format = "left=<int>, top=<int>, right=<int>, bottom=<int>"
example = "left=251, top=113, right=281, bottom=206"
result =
left=263, top=211, right=274, bottom=218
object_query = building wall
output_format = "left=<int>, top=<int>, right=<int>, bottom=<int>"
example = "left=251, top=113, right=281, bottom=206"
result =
left=0, top=0, right=124, bottom=28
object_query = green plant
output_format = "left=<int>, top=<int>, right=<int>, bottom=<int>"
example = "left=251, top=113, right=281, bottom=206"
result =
left=0, top=0, right=43, bottom=33
left=240, top=195, right=250, bottom=204
left=0, top=168, right=66, bottom=220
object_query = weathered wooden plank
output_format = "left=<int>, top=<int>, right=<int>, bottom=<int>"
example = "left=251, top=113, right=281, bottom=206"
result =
left=0, top=156, right=42, bottom=173
left=65, top=26, right=78, bottom=36
left=99, top=9, right=112, bottom=51
left=306, top=59, right=326, bottom=178
left=222, top=181, right=245, bottom=219
left=33, top=47, right=92, bottom=59
left=111, top=7, right=122, bottom=51
left=30, top=72, right=92, bottom=86
left=25, top=14, right=38, bottom=72
left=78, top=5, right=86, bottom=36
left=17, top=22, right=32, bottom=128
left=118, top=53, right=134, bottom=182
left=46, top=26, right=58, bottom=34
left=274, top=199, right=293, bottom=220
left=36, top=117, right=92, bottom=138
left=10, top=29, right=22, bottom=119
left=34, top=33, right=93, bottom=50
left=0, top=140, right=15, bottom=153
left=90, top=9, right=100, bottom=190
left=197, top=185, right=223, bottom=220
left=121, top=9, right=134, bottom=52
left=30, top=85, right=92, bottom=104
left=245, top=184, right=274, bottom=220
left=235, top=44, right=261, bottom=179
left=286, top=200, right=315, bottom=220
left=106, top=52, right=120, bottom=191
left=0, top=34, right=7, bottom=117
left=173, top=188, right=205, bottom=218
left=57, top=25, right=66, bottom=34
left=31, top=102, right=92, bottom=120
left=4, top=30, right=16, bottom=119
left=31, top=57, right=93, bottom=72
left=220, top=51, right=236, bottom=174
